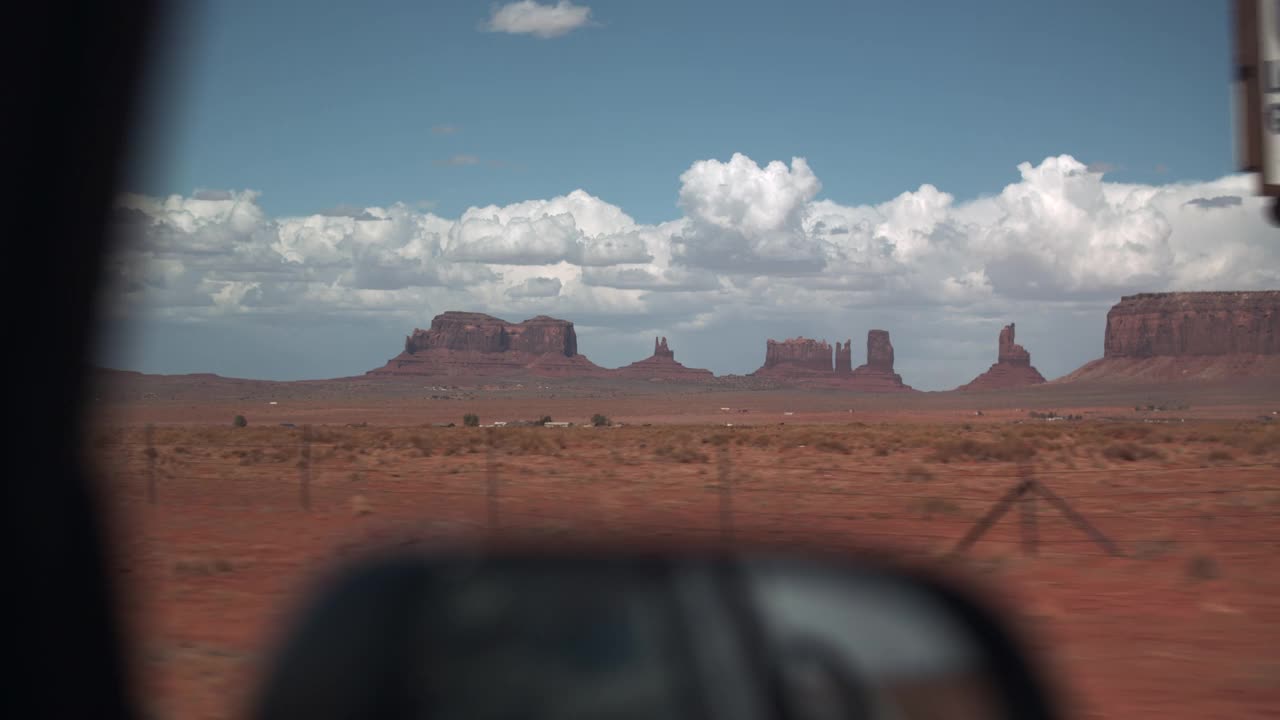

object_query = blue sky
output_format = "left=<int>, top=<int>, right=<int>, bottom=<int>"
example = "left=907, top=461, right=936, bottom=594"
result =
left=132, top=0, right=1234, bottom=223
left=105, top=1, right=1279, bottom=388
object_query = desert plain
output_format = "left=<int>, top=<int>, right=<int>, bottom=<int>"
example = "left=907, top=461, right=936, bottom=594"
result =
left=88, top=371, right=1280, bottom=720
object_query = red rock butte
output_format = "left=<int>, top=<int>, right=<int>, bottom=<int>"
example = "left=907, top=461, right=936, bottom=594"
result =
left=1060, top=291, right=1280, bottom=383
left=614, top=337, right=714, bottom=381
left=753, top=330, right=913, bottom=391
left=754, top=337, right=834, bottom=376
left=834, top=340, right=853, bottom=374
left=843, top=329, right=913, bottom=392
left=368, top=311, right=606, bottom=377
left=958, top=323, right=1047, bottom=391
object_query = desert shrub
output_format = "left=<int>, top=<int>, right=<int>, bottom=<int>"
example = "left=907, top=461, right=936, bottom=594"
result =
left=1105, top=424, right=1152, bottom=441
left=591, top=413, right=611, bottom=427
left=913, top=497, right=962, bottom=518
left=928, top=437, right=1035, bottom=463
left=409, top=435, right=432, bottom=457
left=232, top=415, right=247, bottom=428
left=655, top=444, right=708, bottom=463
left=705, top=433, right=731, bottom=446
left=238, top=448, right=264, bottom=466
left=1186, top=555, right=1220, bottom=581
left=1206, top=448, right=1234, bottom=462
left=873, top=444, right=891, bottom=457
left=903, top=464, right=935, bottom=482
left=1247, top=430, right=1280, bottom=454
left=814, top=438, right=851, bottom=454
left=463, top=413, right=480, bottom=427
left=1101, top=442, right=1162, bottom=462
left=509, top=430, right=555, bottom=455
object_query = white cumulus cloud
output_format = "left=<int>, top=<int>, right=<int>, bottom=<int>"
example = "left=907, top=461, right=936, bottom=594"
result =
left=673, top=153, right=827, bottom=273
left=482, top=1, right=592, bottom=39
left=105, top=153, right=1280, bottom=388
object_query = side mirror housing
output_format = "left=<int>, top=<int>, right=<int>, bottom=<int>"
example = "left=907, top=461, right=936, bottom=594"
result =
left=251, top=548, right=1058, bottom=720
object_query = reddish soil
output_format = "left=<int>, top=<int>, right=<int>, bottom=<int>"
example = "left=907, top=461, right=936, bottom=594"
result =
left=89, top=376, right=1280, bottom=720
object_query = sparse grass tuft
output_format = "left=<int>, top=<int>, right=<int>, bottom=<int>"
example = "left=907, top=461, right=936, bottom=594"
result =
left=1186, top=555, right=1220, bottom=581
left=913, top=497, right=962, bottom=518
left=409, top=435, right=432, bottom=457
left=814, top=438, right=851, bottom=454
left=1102, top=442, right=1162, bottom=462
left=929, top=437, right=1035, bottom=463
left=903, top=464, right=935, bottom=482
left=655, top=444, right=708, bottom=463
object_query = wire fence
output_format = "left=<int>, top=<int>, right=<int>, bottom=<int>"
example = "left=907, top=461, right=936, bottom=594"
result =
left=96, top=424, right=1280, bottom=560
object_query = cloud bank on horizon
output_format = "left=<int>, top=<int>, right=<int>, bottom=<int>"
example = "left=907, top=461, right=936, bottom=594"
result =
left=104, top=153, right=1280, bottom=389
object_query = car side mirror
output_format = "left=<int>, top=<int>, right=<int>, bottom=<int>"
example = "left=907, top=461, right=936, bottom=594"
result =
left=250, top=549, right=1057, bottom=720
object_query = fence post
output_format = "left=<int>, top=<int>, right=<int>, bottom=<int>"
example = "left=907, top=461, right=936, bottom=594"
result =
left=486, top=428, right=499, bottom=537
left=718, top=443, right=733, bottom=546
left=145, top=423, right=156, bottom=505
left=299, top=425, right=311, bottom=511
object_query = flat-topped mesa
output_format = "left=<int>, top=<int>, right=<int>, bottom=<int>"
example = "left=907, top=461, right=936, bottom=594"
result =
left=372, top=311, right=605, bottom=377
left=1102, top=291, right=1279, bottom=358
left=403, top=311, right=577, bottom=356
left=835, top=340, right=853, bottom=374
left=1059, top=291, right=1280, bottom=383
left=959, top=323, right=1046, bottom=391
left=754, top=337, right=834, bottom=376
left=845, top=329, right=913, bottom=391
left=614, top=336, right=713, bottom=381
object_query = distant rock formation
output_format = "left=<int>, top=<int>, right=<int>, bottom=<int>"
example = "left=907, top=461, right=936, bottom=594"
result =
left=369, top=311, right=606, bottom=377
left=844, top=329, right=913, bottom=391
left=614, top=336, right=714, bottom=381
left=958, top=323, right=1047, bottom=391
left=754, top=337, right=834, bottom=376
left=835, top=340, right=853, bottom=374
left=1059, top=291, right=1280, bottom=383
left=865, top=330, right=894, bottom=371
left=1102, top=292, right=1279, bottom=357
left=653, top=336, right=674, bottom=360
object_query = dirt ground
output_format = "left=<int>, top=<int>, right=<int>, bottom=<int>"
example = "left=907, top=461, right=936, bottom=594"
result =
left=89, top=377, right=1280, bottom=719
